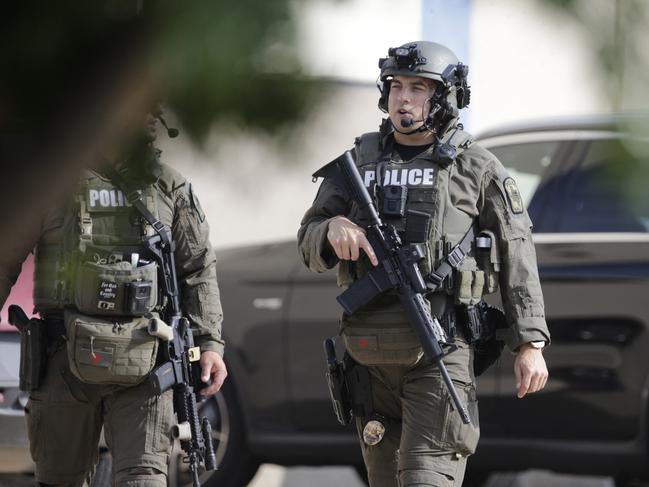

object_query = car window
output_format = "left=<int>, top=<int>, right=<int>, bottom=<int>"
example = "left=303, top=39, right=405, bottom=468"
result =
left=488, top=141, right=561, bottom=206
left=558, top=139, right=649, bottom=233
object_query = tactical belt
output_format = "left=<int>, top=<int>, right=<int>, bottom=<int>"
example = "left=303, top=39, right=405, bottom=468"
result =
left=425, top=223, right=477, bottom=292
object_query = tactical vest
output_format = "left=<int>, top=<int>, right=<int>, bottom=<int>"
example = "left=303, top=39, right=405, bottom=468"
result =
left=340, top=129, right=501, bottom=366
left=33, top=171, right=165, bottom=316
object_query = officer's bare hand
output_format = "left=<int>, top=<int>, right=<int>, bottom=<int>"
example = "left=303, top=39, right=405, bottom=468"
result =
left=199, top=351, right=228, bottom=396
left=514, top=344, right=548, bottom=398
left=327, top=216, right=378, bottom=266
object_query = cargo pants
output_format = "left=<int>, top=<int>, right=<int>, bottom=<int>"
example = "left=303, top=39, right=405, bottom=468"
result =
left=25, top=343, right=174, bottom=486
left=355, top=339, right=480, bottom=487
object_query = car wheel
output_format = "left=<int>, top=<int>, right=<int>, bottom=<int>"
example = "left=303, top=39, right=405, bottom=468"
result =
left=168, top=380, right=259, bottom=487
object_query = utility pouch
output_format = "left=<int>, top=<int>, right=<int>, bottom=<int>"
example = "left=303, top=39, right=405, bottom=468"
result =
left=64, top=310, right=159, bottom=385
left=8, top=305, right=46, bottom=392
left=345, top=357, right=373, bottom=419
left=342, top=351, right=388, bottom=446
left=342, top=324, right=423, bottom=366
left=472, top=303, right=507, bottom=376
left=404, top=209, right=432, bottom=243
left=456, top=304, right=483, bottom=344
left=476, top=230, right=500, bottom=295
left=74, top=260, right=158, bottom=316
left=455, top=268, right=485, bottom=306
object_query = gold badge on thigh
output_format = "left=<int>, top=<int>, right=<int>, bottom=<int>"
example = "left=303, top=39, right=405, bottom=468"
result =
left=363, top=417, right=387, bottom=446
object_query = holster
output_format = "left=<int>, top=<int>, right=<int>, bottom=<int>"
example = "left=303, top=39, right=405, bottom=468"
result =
left=8, top=305, right=47, bottom=392
left=324, top=338, right=374, bottom=426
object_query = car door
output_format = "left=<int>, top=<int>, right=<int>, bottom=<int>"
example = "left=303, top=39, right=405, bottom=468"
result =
left=495, top=135, right=649, bottom=444
left=216, top=242, right=298, bottom=432
left=479, top=135, right=576, bottom=439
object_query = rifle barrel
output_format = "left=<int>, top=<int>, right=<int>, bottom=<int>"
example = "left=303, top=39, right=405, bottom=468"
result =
left=342, top=151, right=383, bottom=227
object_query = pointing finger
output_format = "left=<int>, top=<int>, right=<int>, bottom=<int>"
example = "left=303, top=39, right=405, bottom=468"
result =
left=340, top=239, right=351, bottom=260
left=359, top=235, right=378, bottom=266
left=350, top=236, right=360, bottom=261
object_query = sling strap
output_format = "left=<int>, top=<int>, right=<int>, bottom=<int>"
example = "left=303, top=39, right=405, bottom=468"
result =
left=425, top=223, right=477, bottom=292
left=105, top=167, right=173, bottom=250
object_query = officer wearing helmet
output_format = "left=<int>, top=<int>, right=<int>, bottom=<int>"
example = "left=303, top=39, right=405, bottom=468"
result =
left=298, top=41, right=550, bottom=486
left=0, top=106, right=227, bottom=486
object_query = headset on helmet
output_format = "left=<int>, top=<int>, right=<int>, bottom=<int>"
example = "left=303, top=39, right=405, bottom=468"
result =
left=377, top=41, right=471, bottom=134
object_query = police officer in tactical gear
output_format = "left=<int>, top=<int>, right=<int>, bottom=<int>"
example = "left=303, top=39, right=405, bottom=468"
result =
left=0, top=106, right=227, bottom=486
left=299, top=41, right=550, bottom=487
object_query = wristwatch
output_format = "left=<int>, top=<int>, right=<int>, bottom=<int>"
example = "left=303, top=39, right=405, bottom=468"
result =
left=529, top=340, right=546, bottom=350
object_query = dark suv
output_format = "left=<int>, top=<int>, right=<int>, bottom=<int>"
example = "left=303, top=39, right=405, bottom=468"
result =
left=3, top=116, right=649, bottom=487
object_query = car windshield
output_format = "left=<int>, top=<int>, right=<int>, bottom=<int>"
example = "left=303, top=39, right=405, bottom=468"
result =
left=488, top=141, right=560, bottom=205
left=557, top=138, right=649, bottom=233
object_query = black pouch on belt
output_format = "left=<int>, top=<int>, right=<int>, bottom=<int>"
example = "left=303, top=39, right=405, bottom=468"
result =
left=472, top=303, right=508, bottom=376
left=8, top=305, right=46, bottom=392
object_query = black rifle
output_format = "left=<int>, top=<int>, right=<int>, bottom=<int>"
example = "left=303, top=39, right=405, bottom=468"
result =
left=320, top=151, right=471, bottom=425
left=108, top=169, right=217, bottom=487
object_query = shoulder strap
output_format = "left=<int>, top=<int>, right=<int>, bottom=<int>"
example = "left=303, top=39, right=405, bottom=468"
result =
left=354, top=132, right=383, bottom=165
left=426, top=222, right=477, bottom=292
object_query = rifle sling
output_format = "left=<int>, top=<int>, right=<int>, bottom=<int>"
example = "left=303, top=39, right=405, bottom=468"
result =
left=105, top=167, right=172, bottom=249
left=426, top=223, right=477, bottom=292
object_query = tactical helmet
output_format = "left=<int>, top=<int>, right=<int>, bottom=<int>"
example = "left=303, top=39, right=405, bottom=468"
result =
left=377, top=41, right=470, bottom=130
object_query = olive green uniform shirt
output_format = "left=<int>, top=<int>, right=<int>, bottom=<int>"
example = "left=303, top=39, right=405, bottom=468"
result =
left=0, top=161, right=224, bottom=356
left=298, top=129, right=550, bottom=351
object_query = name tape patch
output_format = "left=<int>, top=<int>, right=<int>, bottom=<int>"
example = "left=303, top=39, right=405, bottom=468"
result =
left=363, top=168, right=435, bottom=188
left=87, top=188, right=132, bottom=211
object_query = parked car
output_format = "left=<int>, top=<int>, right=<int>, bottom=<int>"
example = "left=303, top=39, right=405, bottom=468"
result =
left=0, top=255, right=34, bottom=475
left=2, top=115, right=649, bottom=487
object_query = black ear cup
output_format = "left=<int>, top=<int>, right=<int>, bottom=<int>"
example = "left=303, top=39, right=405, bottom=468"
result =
left=377, top=81, right=390, bottom=112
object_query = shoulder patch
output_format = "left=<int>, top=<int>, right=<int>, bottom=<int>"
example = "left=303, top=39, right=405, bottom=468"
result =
left=503, top=177, right=524, bottom=214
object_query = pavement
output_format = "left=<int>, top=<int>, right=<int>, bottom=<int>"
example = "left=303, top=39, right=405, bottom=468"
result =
left=246, top=465, right=617, bottom=487
left=0, top=466, right=621, bottom=486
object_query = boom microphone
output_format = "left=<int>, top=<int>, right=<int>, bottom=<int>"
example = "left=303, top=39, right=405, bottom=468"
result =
left=400, top=118, right=422, bottom=128
left=158, top=115, right=179, bottom=138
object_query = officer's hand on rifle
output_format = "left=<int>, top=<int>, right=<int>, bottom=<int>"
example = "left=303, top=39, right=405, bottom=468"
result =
left=327, top=216, right=378, bottom=266
left=514, top=344, right=548, bottom=398
left=199, top=351, right=228, bottom=396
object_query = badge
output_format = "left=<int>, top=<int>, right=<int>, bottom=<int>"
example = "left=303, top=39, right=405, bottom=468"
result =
left=503, top=178, right=524, bottom=214
left=362, top=418, right=386, bottom=446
